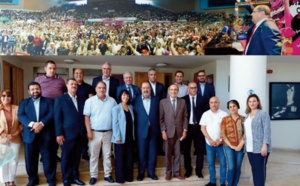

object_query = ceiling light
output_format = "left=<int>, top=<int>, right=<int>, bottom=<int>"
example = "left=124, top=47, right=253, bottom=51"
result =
left=156, top=63, right=167, bottom=67
left=64, top=59, right=76, bottom=64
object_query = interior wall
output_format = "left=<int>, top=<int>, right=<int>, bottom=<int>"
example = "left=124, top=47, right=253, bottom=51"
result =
left=266, top=62, right=300, bottom=150
left=152, top=0, right=196, bottom=12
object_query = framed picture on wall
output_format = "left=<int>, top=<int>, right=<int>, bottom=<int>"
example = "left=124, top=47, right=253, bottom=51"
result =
left=206, top=74, right=214, bottom=84
left=269, top=82, right=300, bottom=120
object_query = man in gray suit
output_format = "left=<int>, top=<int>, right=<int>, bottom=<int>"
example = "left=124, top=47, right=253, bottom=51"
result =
left=160, top=84, right=188, bottom=181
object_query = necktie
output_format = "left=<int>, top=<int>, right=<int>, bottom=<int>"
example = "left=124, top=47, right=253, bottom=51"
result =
left=128, top=86, right=132, bottom=98
left=245, top=25, right=256, bottom=50
left=192, top=97, right=197, bottom=124
left=172, top=99, right=176, bottom=112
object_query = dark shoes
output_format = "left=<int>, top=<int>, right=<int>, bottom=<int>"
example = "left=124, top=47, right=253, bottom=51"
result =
left=82, top=154, right=90, bottom=161
left=104, top=176, right=115, bottom=183
left=165, top=174, right=172, bottom=181
left=184, top=170, right=192, bottom=178
left=205, top=182, right=217, bottom=186
left=71, top=178, right=85, bottom=185
left=137, top=175, right=144, bottom=181
left=197, top=172, right=204, bottom=178
left=148, top=174, right=158, bottom=180
left=56, top=155, right=62, bottom=162
left=62, top=181, right=71, bottom=186
left=26, top=180, right=39, bottom=186
left=174, top=174, right=185, bottom=180
left=89, top=177, right=97, bottom=185
left=220, top=184, right=226, bottom=186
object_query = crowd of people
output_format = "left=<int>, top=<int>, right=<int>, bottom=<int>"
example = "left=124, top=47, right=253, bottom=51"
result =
left=0, top=0, right=255, bottom=56
left=0, top=61, right=272, bottom=186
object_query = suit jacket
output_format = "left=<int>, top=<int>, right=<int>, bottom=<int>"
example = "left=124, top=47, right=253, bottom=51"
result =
left=116, top=84, right=141, bottom=103
left=54, top=94, right=85, bottom=140
left=92, top=76, right=119, bottom=100
left=246, top=19, right=282, bottom=55
left=132, top=95, right=160, bottom=138
left=197, top=83, right=215, bottom=112
left=18, top=97, right=54, bottom=144
left=0, top=105, right=22, bottom=144
left=159, top=98, right=188, bottom=138
left=111, top=103, right=135, bottom=144
left=183, top=94, right=204, bottom=124
left=150, top=81, right=166, bottom=100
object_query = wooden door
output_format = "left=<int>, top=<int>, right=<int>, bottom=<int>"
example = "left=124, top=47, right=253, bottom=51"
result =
left=135, top=71, right=166, bottom=89
left=2, top=61, right=24, bottom=105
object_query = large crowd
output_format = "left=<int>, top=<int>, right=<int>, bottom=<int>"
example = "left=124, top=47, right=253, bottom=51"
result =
left=0, top=1, right=253, bottom=56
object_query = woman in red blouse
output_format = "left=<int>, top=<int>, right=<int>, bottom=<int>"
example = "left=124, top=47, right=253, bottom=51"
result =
left=0, top=90, right=22, bottom=186
left=221, top=100, right=245, bottom=186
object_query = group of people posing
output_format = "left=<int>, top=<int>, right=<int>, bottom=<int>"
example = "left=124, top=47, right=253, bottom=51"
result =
left=0, top=61, right=271, bottom=186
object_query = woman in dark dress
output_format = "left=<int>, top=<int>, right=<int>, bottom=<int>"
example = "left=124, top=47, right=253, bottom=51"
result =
left=111, top=90, right=135, bottom=183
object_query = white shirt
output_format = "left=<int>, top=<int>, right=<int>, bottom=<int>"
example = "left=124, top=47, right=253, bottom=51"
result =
left=200, top=109, right=227, bottom=145
left=149, top=81, right=156, bottom=96
left=169, top=97, right=177, bottom=111
left=68, top=93, right=78, bottom=111
left=245, top=116, right=254, bottom=152
left=102, top=75, right=110, bottom=96
left=175, top=83, right=188, bottom=98
left=142, top=95, right=151, bottom=115
left=189, top=95, right=196, bottom=124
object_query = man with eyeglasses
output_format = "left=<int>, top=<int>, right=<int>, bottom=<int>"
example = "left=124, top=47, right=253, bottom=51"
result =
left=92, top=62, right=119, bottom=101
left=196, top=70, right=215, bottom=112
left=182, top=82, right=206, bottom=179
left=244, top=1, right=281, bottom=55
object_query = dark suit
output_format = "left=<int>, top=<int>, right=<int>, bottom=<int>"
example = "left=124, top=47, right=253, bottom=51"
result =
left=245, top=6, right=282, bottom=55
left=132, top=95, right=160, bottom=176
left=182, top=94, right=206, bottom=176
left=160, top=98, right=188, bottom=176
left=54, top=94, right=85, bottom=183
left=197, top=83, right=215, bottom=112
left=18, top=97, right=56, bottom=185
left=92, top=76, right=119, bottom=100
left=116, top=84, right=141, bottom=103
left=149, top=81, right=166, bottom=100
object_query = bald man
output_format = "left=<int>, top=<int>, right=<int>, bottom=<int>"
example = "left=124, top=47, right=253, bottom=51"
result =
left=160, top=84, right=188, bottom=181
left=200, top=97, right=227, bottom=186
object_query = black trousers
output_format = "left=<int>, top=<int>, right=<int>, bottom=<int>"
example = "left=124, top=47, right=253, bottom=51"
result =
left=61, top=135, right=83, bottom=182
left=183, top=124, right=205, bottom=174
left=24, top=137, right=57, bottom=184
left=114, top=142, right=134, bottom=183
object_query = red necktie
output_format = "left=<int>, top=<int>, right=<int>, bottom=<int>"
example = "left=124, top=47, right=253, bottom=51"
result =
left=244, top=25, right=256, bottom=54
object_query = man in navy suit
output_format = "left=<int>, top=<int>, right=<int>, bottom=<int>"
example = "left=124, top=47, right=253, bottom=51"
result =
left=183, top=82, right=206, bottom=179
left=92, top=62, right=119, bottom=100
left=148, top=69, right=166, bottom=100
left=116, top=71, right=141, bottom=103
left=54, top=78, right=85, bottom=186
left=245, top=4, right=281, bottom=55
left=132, top=82, right=160, bottom=181
left=196, top=70, right=215, bottom=112
left=18, top=82, right=56, bottom=186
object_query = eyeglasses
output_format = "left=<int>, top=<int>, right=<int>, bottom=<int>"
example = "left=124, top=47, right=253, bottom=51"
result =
left=252, top=10, right=262, bottom=13
left=1, top=95, right=11, bottom=98
left=189, top=87, right=197, bottom=89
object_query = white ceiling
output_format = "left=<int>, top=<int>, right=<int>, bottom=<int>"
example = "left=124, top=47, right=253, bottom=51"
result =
left=1, top=56, right=298, bottom=69
left=7, top=55, right=230, bottom=69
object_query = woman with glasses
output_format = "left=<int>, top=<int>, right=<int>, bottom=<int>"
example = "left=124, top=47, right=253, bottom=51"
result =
left=0, top=90, right=22, bottom=186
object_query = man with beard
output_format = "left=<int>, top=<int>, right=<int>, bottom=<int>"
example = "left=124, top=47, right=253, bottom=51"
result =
left=196, top=70, right=215, bottom=112
left=18, top=82, right=57, bottom=186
